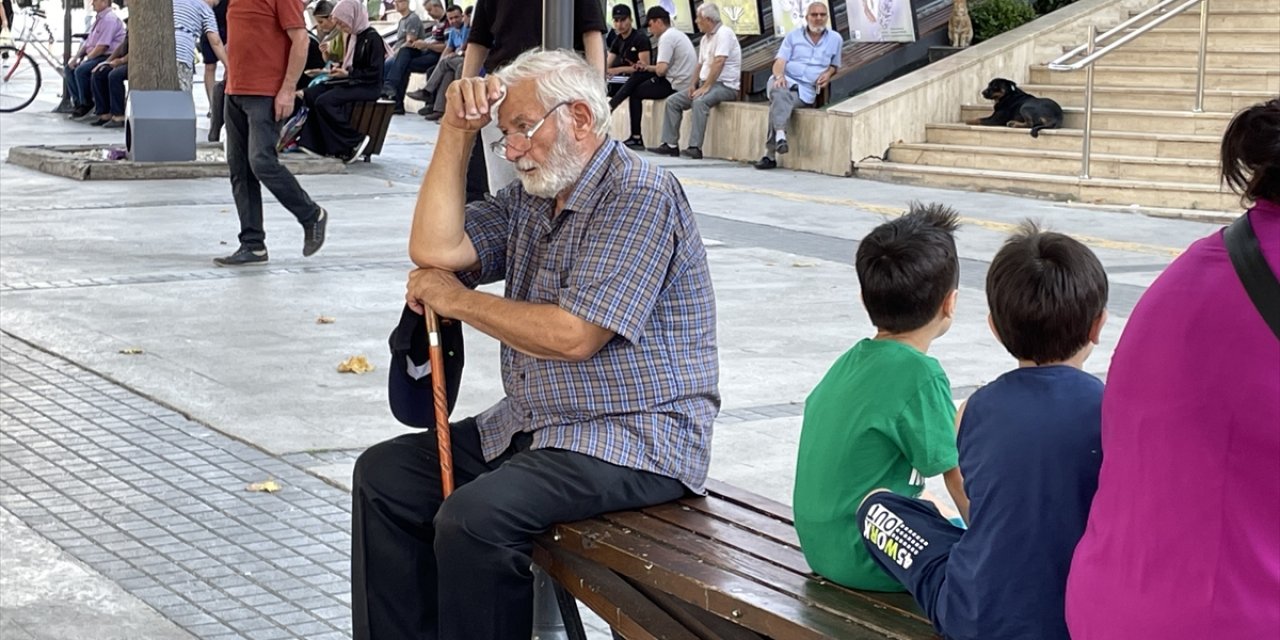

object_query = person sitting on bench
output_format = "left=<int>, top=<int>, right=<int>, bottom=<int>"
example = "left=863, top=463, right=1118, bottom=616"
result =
left=793, top=203, right=967, bottom=592
left=416, top=3, right=467, bottom=121
left=297, top=0, right=384, bottom=163
left=608, top=5, right=694, bottom=150
left=754, top=1, right=842, bottom=170
left=378, top=0, right=425, bottom=114
left=351, top=48, right=720, bottom=640
left=604, top=4, right=650, bottom=98
left=648, top=2, right=740, bottom=160
left=88, top=33, right=127, bottom=128
left=858, top=225, right=1109, bottom=640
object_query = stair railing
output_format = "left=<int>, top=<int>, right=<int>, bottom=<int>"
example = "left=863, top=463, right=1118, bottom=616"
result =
left=1047, top=0, right=1210, bottom=178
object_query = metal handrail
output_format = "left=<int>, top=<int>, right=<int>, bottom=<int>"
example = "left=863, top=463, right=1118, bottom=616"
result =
left=1047, top=0, right=1212, bottom=178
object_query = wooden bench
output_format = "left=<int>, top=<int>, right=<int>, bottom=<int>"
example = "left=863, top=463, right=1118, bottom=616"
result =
left=349, top=99, right=396, bottom=162
left=535, top=479, right=940, bottom=640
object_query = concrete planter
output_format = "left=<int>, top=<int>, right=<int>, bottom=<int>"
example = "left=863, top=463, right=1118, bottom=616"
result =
left=6, top=143, right=347, bottom=181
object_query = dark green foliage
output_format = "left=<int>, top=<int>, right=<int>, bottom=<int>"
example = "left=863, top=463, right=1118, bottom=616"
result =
left=970, top=0, right=1040, bottom=42
left=1034, top=0, right=1080, bottom=15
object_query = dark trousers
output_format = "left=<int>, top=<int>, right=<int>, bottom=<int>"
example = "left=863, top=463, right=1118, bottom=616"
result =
left=209, top=80, right=225, bottom=141
left=224, top=94, right=321, bottom=251
left=608, top=71, right=674, bottom=141
left=351, top=418, right=685, bottom=640
left=382, top=48, right=438, bottom=107
left=64, top=55, right=106, bottom=107
left=90, top=62, right=127, bottom=116
left=298, top=81, right=380, bottom=157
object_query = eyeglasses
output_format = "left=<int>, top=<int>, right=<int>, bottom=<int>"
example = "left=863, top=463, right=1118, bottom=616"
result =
left=490, top=101, right=573, bottom=155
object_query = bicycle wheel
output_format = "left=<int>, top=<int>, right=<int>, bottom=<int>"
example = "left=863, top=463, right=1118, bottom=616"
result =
left=0, top=45, right=41, bottom=113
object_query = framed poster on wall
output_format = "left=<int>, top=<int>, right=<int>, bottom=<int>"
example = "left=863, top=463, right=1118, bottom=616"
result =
left=848, top=0, right=916, bottom=42
left=719, top=0, right=762, bottom=35
left=646, top=0, right=696, bottom=33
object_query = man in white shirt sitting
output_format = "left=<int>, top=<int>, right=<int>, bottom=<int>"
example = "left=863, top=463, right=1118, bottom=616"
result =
left=648, top=2, right=740, bottom=160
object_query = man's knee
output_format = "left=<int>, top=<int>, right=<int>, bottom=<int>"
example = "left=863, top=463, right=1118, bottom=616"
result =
left=433, top=485, right=516, bottom=552
left=352, top=439, right=412, bottom=495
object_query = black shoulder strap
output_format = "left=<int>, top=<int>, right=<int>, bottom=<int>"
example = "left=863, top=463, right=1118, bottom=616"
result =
left=1223, top=214, right=1280, bottom=340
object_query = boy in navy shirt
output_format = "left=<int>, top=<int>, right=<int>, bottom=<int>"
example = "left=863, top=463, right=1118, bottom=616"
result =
left=856, top=223, right=1109, bottom=640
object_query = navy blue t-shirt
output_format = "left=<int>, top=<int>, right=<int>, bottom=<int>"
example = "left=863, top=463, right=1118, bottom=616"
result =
left=940, top=366, right=1103, bottom=640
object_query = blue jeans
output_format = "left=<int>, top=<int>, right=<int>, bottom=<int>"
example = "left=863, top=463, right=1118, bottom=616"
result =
left=382, top=47, right=438, bottom=107
left=90, top=62, right=128, bottom=116
left=64, top=55, right=107, bottom=108
left=224, top=94, right=321, bottom=251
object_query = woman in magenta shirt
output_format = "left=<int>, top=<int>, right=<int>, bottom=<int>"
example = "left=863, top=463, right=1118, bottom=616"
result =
left=1065, top=99, right=1280, bottom=638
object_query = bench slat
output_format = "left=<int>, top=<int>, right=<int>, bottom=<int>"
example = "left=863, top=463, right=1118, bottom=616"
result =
left=550, top=519, right=926, bottom=640
left=534, top=543, right=695, bottom=640
left=627, top=580, right=769, bottom=640
left=603, top=511, right=933, bottom=637
left=673, top=494, right=801, bottom=549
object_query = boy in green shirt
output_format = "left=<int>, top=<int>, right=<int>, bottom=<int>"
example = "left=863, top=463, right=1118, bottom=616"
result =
left=793, top=203, right=969, bottom=591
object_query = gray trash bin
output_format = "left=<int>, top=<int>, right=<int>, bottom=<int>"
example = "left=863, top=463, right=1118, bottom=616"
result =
left=126, top=90, right=196, bottom=162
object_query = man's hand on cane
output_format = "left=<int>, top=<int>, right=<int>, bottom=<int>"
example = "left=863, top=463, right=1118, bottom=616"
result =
left=406, top=267, right=466, bottom=317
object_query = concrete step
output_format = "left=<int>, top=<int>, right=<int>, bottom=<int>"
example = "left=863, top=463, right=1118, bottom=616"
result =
left=1029, top=65, right=1279, bottom=92
left=1136, top=10, right=1280, bottom=29
left=925, top=123, right=1220, bottom=158
left=887, top=142, right=1219, bottom=183
left=1209, top=0, right=1280, bottom=11
left=1086, top=48, right=1280, bottom=68
left=855, top=161, right=1238, bottom=210
left=1112, top=27, right=1280, bottom=49
left=958, top=105, right=1233, bottom=135
left=1019, top=84, right=1275, bottom=112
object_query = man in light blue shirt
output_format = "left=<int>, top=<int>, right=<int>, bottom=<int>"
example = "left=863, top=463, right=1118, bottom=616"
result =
left=755, top=2, right=842, bottom=170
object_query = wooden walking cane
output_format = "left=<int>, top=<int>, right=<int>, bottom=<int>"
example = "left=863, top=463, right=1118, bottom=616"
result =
left=425, top=310, right=455, bottom=497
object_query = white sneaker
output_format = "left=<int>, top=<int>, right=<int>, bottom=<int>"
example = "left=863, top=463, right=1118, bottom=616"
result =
left=346, top=135, right=371, bottom=164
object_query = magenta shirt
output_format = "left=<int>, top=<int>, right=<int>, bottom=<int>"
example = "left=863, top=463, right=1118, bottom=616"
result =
left=1065, top=199, right=1280, bottom=638
left=82, top=7, right=125, bottom=55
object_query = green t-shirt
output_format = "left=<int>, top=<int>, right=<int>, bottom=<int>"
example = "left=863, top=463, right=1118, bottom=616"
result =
left=793, top=338, right=959, bottom=591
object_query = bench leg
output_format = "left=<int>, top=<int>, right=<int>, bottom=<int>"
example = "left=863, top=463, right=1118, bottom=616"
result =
left=553, top=582, right=589, bottom=640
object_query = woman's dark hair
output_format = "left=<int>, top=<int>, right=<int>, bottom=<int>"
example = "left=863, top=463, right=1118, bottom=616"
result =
left=855, top=202, right=961, bottom=333
left=986, top=222, right=1108, bottom=364
left=1221, top=98, right=1280, bottom=205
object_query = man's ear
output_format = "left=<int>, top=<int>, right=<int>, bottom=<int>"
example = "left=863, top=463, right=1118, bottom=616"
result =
left=570, top=101, right=594, bottom=140
left=1089, top=309, right=1108, bottom=345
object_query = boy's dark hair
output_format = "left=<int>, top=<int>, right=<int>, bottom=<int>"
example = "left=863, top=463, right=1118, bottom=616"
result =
left=1221, top=98, right=1280, bottom=205
left=986, top=223, right=1108, bottom=364
left=855, top=202, right=961, bottom=333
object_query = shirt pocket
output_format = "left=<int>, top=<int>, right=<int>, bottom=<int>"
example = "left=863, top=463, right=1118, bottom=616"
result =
left=529, top=267, right=566, bottom=304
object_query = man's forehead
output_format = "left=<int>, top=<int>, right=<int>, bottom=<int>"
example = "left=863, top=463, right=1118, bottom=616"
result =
left=496, top=84, right=542, bottom=128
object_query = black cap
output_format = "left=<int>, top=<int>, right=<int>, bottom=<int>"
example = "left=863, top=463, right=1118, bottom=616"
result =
left=645, top=5, right=670, bottom=23
left=612, top=3, right=631, bottom=19
left=386, top=305, right=465, bottom=429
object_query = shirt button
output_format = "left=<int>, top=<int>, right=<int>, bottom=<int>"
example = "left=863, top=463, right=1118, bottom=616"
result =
left=526, top=412, right=533, bottom=419
left=519, top=373, right=526, bottom=380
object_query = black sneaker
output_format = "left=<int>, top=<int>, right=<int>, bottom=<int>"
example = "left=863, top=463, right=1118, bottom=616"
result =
left=70, top=105, right=92, bottom=118
left=392, top=105, right=406, bottom=115
left=647, top=143, right=679, bottom=156
left=213, top=247, right=269, bottom=267
left=343, top=136, right=371, bottom=164
left=302, top=208, right=328, bottom=257
left=776, top=139, right=790, bottom=155
left=417, top=105, right=432, bottom=116
left=406, top=89, right=429, bottom=102
left=623, top=137, right=645, bottom=150
left=681, top=147, right=703, bottom=159
left=754, top=156, right=777, bottom=170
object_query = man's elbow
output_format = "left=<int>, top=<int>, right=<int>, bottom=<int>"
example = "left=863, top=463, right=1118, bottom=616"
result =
left=559, top=323, right=613, bottom=362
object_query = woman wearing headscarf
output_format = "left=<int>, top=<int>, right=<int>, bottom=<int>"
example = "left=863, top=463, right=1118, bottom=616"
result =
left=297, top=0, right=384, bottom=162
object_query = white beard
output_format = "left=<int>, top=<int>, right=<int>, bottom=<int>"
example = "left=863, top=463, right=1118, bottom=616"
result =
left=515, top=127, right=588, bottom=199
left=808, top=25, right=826, bottom=35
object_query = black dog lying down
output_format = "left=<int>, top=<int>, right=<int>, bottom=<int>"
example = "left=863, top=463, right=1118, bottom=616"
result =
left=966, top=78, right=1064, bottom=138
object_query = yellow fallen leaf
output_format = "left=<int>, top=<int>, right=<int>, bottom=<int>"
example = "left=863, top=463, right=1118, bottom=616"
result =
left=337, top=355, right=375, bottom=374
left=316, top=316, right=336, bottom=324
left=791, top=260, right=818, bottom=268
left=246, top=479, right=282, bottom=493
left=118, top=347, right=144, bottom=355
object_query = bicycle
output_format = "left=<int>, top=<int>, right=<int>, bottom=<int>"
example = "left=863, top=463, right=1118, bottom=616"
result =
left=0, top=5, right=66, bottom=113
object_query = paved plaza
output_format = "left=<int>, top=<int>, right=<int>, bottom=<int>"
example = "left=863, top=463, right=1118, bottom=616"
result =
left=0, top=85, right=1228, bottom=639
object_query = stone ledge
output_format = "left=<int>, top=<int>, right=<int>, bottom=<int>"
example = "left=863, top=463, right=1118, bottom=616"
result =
left=6, top=143, right=346, bottom=180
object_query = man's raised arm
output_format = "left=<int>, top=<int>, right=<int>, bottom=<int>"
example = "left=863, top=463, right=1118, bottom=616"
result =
left=408, top=76, right=504, bottom=270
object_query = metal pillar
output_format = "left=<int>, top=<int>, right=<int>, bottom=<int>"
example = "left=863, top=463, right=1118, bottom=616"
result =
left=54, top=0, right=74, bottom=111
left=542, top=0, right=573, bottom=50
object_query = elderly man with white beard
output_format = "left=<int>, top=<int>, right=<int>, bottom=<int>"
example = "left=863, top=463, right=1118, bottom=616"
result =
left=753, top=2, right=843, bottom=170
left=349, top=48, right=720, bottom=640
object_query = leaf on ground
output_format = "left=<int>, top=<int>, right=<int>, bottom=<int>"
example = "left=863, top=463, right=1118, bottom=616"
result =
left=246, top=478, right=282, bottom=493
left=337, top=355, right=374, bottom=374
left=791, top=260, right=818, bottom=268
left=118, top=347, right=144, bottom=355
left=316, top=316, right=336, bottom=324
left=386, top=180, right=394, bottom=188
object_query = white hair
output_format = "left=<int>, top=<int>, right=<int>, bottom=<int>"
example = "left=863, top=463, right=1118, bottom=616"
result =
left=495, top=49, right=611, bottom=138
left=697, top=3, right=722, bottom=23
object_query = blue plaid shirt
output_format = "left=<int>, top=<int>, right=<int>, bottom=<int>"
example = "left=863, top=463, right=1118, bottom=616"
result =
left=459, top=140, right=720, bottom=492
